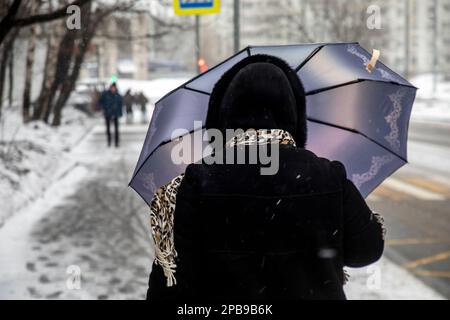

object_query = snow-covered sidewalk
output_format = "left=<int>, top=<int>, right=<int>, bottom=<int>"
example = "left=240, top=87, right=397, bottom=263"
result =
left=0, top=123, right=152, bottom=299
left=345, top=258, right=444, bottom=299
left=0, top=108, right=96, bottom=227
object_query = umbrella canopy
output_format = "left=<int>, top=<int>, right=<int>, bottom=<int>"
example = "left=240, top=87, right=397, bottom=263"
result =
left=130, top=42, right=417, bottom=205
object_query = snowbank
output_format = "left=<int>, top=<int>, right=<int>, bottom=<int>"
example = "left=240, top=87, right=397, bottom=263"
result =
left=345, top=257, right=444, bottom=300
left=0, top=107, right=95, bottom=227
left=410, top=74, right=450, bottom=123
left=410, top=74, right=450, bottom=101
left=0, top=164, right=93, bottom=299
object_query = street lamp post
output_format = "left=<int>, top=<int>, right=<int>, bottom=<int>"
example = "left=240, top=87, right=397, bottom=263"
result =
left=173, top=1, right=220, bottom=74
left=195, top=14, right=201, bottom=74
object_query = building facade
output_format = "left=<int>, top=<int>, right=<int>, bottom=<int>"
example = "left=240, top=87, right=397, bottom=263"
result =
left=79, top=0, right=450, bottom=80
left=201, top=0, right=450, bottom=78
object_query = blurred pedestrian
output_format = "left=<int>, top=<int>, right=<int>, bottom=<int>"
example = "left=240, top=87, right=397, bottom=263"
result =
left=98, top=83, right=123, bottom=148
left=146, top=55, right=385, bottom=300
left=136, top=92, right=149, bottom=123
left=123, top=89, right=134, bottom=124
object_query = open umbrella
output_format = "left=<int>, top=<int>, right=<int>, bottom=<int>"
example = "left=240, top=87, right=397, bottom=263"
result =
left=129, top=42, right=417, bottom=205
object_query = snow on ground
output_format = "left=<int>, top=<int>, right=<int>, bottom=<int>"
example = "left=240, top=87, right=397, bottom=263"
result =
left=345, top=257, right=444, bottom=300
left=0, top=123, right=152, bottom=299
left=410, top=74, right=450, bottom=101
left=114, top=77, right=191, bottom=105
left=410, top=74, right=450, bottom=123
left=0, top=164, right=94, bottom=299
left=0, top=107, right=96, bottom=227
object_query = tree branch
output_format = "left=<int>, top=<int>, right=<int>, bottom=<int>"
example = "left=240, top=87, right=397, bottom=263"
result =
left=95, top=30, right=175, bottom=41
left=13, top=0, right=92, bottom=27
left=0, top=0, right=92, bottom=45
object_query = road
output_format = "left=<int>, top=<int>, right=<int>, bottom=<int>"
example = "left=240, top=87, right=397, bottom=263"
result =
left=367, top=121, right=450, bottom=298
left=0, top=118, right=448, bottom=299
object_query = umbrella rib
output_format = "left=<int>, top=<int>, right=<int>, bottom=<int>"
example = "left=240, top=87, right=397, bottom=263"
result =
left=358, top=46, right=417, bottom=89
left=183, top=86, right=211, bottom=96
left=183, top=47, right=251, bottom=91
left=295, top=45, right=324, bottom=72
left=306, top=79, right=363, bottom=96
left=306, top=79, right=417, bottom=96
left=129, top=129, right=201, bottom=183
left=307, top=117, right=407, bottom=163
left=129, top=183, right=153, bottom=206
left=130, top=116, right=407, bottom=186
left=153, top=47, right=250, bottom=106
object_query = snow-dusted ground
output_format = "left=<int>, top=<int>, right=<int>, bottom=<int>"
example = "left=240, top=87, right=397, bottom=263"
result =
left=345, top=258, right=444, bottom=299
left=410, top=74, right=450, bottom=123
left=0, top=123, right=152, bottom=299
left=0, top=108, right=96, bottom=227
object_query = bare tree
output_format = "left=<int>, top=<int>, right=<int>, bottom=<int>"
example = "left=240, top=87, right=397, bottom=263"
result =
left=33, top=17, right=63, bottom=120
left=48, top=1, right=189, bottom=126
left=50, top=0, right=136, bottom=126
left=22, top=24, right=38, bottom=123
left=2, top=0, right=191, bottom=125
left=283, top=0, right=387, bottom=46
left=0, top=0, right=92, bottom=45
left=0, top=29, right=18, bottom=118
left=38, top=23, right=79, bottom=123
left=7, top=36, right=14, bottom=106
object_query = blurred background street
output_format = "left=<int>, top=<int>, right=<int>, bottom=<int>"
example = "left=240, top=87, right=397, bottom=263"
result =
left=369, top=120, right=450, bottom=298
left=1, top=0, right=450, bottom=299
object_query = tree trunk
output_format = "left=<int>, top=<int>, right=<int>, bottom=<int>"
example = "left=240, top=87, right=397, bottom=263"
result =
left=22, top=25, right=37, bottom=123
left=0, top=0, right=22, bottom=46
left=42, top=29, right=77, bottom=123
left=51, top=3, right=95, bottom=126
left=0, top=30, right=17, bottom=119
left=33, top=25, right=59, bottom=120
left=0, top=49, right=10, bottom=117
left=8, top=44, right=14, bottom=106
left=52, top=28, right=95, bottom=126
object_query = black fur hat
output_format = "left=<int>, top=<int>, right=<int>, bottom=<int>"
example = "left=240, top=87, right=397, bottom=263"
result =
left=206, top=54, right=307, bottom=147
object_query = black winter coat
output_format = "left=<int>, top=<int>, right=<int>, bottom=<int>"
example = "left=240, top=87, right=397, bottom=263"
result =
left=147, top=144, right=384, bottom=300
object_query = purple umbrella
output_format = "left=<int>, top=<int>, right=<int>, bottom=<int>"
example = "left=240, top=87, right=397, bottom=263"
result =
left=129, top=42, right=417, bottom=204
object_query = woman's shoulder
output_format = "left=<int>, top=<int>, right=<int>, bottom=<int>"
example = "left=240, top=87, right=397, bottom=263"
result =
left=281, top=147, right=348, bottom=181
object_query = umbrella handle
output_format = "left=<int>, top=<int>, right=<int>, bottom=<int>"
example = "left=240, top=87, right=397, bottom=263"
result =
left=366, top=49, right=380, bottom=73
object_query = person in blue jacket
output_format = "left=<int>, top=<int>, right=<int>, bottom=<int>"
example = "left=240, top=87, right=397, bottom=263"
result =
left=98, top=83, right=123, bottom=148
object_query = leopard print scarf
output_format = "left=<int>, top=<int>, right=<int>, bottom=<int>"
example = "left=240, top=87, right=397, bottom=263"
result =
left=225, top=128, right=297, bottom=148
